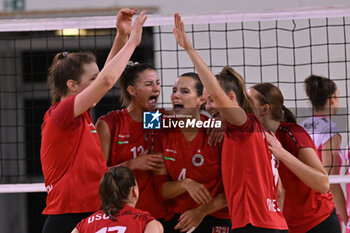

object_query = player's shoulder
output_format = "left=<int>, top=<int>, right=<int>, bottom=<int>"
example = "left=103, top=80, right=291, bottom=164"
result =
left=101, top=108, right=127, bottom=121
left=280, top=122, right=307, bottom=134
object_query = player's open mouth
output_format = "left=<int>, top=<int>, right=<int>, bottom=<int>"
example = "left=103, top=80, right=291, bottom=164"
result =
left=173, top=104, right=184, bottom=111
left=148, top=95, right=158, bottom=106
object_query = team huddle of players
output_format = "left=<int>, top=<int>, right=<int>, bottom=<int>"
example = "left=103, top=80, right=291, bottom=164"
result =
left=39, top=9, right=349, bottom=233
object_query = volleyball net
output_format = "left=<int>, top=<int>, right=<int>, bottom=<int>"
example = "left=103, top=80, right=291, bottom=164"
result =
left=1, top=6, right=350, bottom=192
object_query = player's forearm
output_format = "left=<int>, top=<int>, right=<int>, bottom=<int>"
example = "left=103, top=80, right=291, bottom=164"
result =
left=278, top=149, right=329, bottom=194
left=185, top=48, right=247, bottom=126
left=161, top=179, right=188, bottom=199
left=196, top=193, right=227, bottom=216
left=330, top=184, right=348, bottom=223
left=105, top=32, right=128, bottom=66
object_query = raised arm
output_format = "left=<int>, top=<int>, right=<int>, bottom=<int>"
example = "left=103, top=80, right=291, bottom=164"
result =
left=74, top=11, right=147, bottom=117
left=105, top=8, right=137, bottom=66
left=173, top=13, right=246, bottom=126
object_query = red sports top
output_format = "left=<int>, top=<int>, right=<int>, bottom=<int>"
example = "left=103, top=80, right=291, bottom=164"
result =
left=222, top=113, right=287, bottom=230
left=41, top=95, right=107, bottom=214
left=76, top=205, right=155, bottom=233
left=100, top=109, right=166, bottom=219
left=276, top=122, right=334, bottom=233
left=161, top=115, right=229, bottom=219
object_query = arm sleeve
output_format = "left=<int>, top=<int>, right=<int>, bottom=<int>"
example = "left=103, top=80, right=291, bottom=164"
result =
left=98, top=111, right=117, bottom=137
left=290, top=124, right=316, bottom=149
left=75, top=218, right=86, bottom=232
left=140, top=211, right=156, bottom=229
left=225, top=113, right=259, bottom=141
left=50, top=95, right=80, bottom=130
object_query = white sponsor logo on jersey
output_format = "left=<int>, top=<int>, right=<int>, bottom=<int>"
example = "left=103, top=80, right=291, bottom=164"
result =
left=165, top=149, right=177, bottom=154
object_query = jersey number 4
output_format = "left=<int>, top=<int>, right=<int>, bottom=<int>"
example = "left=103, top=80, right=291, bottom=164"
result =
left=96, top=226, right=126, bottom=233
left=178, top=168, right=186, bottom=180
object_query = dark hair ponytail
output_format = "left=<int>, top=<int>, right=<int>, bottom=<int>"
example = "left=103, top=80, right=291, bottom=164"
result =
left=99, top=166, right=136, bottom=220
left=304, top=75, right=337, bottom=111
left=252, top=83, right=296, bottom=123
left=217, top=66, right=254, bottom=113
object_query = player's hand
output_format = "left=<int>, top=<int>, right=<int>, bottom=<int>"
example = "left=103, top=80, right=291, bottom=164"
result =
left=116, top=8, right=137, bottom=37
left=181, top=178, right=213, bottom=205
left=174, top=208, right=205, bottom=232
left=207, top=123, right=225, bottom=146
left=133, top=149, right=165, bottom=171
left=128, top=10, right=147, bottom=47
left=173, top=13, right=193, bottom=51
left=265, top=132, right=285, bottom=160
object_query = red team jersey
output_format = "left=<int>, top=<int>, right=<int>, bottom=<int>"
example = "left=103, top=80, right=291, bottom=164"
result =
left=100, top=109, right=166, bottom=219
left=276, top=122, right=334, bottom=233
left=222, top=113, right=287, bottom=230
left=161, top=115, right=229, bottom=219
left=76, top=205, right=155, bottom=233
left=41, top=95, right=107, bottom=214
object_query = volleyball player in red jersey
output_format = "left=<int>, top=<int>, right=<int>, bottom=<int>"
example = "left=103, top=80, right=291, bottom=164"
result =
left=248, top=83, right=340, bottom=233
left=172, top=13, right=287, bottom=232
left=72, top=166, right=163, bottom=233
left=95, top=63, right=167, bottom=220
left=156, top=72, right=230, bottom=233
left=40, top=10, right=147, bottom=233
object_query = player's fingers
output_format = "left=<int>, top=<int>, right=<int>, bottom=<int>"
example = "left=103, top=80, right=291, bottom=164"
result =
left=212, top=131, right=220, bottom=146
left=197, top=193, right=210, bottom=205
left=199, top=187, right=212, bottom=204
left=147, top=161, right=162, bottom=169
left=175, top=13, right=180, bottom=29
left=193, top=191, right=208, bottom=205
left=180, top=224, right=193, bottom=232
left=175, top=216, right=190, bottom=230
left=148, top=157, right=165, bottom=164
left=149, top=162, right=164, bottom=170
left=207, top=131, right=214, bottom=146
left=130, top=8, right=138, bottom=15
left=139, top=149, right=148, bottom=156
left=134, top=10, right=146, bottom=26
left=120, top=8, right=133, bottom=16
left=218, top=132, right=224, bottom=143
left=137, top=12, right=147, bottom=28
left=189, top=192, right=202, bottom=204
left=180, top=20, right=185, bottom=33
left=149, top=154, right=164, bottom=159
